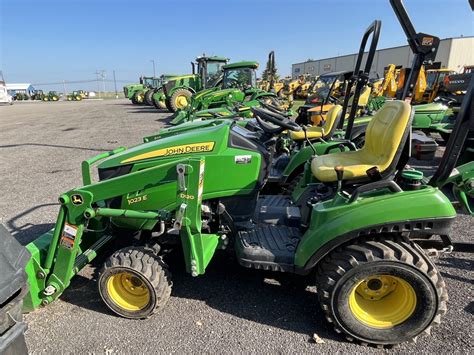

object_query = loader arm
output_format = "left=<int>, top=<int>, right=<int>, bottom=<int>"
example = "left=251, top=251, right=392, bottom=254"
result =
left=22, top=156, right=217, bottom=312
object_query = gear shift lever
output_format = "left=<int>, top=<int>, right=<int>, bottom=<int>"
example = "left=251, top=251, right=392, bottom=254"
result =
left=334, top=166, right=344, bottom=192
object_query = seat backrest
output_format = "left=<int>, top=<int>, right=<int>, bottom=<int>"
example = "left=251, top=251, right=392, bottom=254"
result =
left=347, top=85, right=372, bottom=107
left=361, top=100, right=413, bottom=173
left=321, top=104, right=343, bottom=138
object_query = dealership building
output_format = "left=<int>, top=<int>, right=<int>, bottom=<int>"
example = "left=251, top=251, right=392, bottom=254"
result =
left=291, top=36, right=473, bottom=78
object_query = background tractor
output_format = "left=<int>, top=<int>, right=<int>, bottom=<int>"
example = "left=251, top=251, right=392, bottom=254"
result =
left=160, top=55, right=229, bottom=112
left=67, top=91, right=83, bottom=101
left=30, top=90, right=46, bottom=101
left=46, top=91, right=60, bottom=101
left=169, top=59, right=288, bottom=125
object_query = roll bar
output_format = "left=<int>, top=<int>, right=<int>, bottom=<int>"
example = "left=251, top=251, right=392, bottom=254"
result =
left=429, top=74, right=473, bottom=187
left=390, top=0, right=440, bottom=100
left=268, top=51, right=276, bottom=92
left=341, top=20, right=382, bottom=139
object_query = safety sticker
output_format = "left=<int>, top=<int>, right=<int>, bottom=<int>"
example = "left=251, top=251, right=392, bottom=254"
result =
left=234, top=155, right=252, bottom=164
left=60, top=223, right=78, bottom=250
left=421, top=37, right=433, bottom=46
left=198, top=160, right=205, bottom=202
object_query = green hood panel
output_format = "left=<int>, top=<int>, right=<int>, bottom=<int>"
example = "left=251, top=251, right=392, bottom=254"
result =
left=99, top=121, right=233, bottom=169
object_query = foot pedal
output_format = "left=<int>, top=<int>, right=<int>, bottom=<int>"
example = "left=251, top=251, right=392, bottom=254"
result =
left=236, top=225, right=302, bottom=272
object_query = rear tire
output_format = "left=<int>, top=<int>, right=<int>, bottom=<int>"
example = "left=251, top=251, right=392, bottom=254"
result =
left=169, top=88, right=192, bottom=112
left=144, top=89, right=154, bottom=106
left=315, top=236, right=447, bottom=346
left=98, top=246, right=172, bottom=319
left=133, top=92, right=144, bottom=105
left=152, top=89, right=167, bottom=110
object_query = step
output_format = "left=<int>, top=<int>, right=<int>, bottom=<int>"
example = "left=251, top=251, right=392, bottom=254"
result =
left=254, top=195, right=301, bottom=227
left=235, top=225, right=302, bottom=272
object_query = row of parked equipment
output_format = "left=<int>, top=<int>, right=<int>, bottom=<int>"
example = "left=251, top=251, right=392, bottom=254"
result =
left=1, top=0, right=472, bottom=352
left=13, top=90, right=89, bottom=101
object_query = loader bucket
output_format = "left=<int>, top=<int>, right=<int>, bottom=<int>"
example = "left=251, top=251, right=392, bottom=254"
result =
left=0, top=224, right=30, bottom=354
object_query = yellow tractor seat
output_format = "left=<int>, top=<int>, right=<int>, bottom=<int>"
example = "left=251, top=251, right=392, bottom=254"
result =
left=312, top=101, right=412, bottom=182
left=290, top=105, right=343, bottom=141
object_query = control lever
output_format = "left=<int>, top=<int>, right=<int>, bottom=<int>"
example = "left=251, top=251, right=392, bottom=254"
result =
left=366, top=166, right=382, bottom=181
left=303, top=126, right=317, bottom=156
left=334, top=166, right=344, bottom=192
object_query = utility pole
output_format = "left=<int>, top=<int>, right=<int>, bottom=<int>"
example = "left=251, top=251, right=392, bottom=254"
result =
left=95, top=69, right=106, bottom=98
left=95, top=70, right=101, bottom=97
left=113, top=70, right=118, bottom=99
left=150, top=59, right=156, bottom=77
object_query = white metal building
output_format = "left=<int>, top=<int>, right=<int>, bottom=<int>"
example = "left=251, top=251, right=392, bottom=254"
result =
left=6, top=83, right=36, bottom=96
left=292, top=36, right=474, bottom=78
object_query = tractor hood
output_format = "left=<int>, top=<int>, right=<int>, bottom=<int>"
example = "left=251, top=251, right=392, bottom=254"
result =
left=413, top=102, right=447, bottom=113
left=98, top=120, right=232, bottom=170
left=192, top=88, right=243, bottom=105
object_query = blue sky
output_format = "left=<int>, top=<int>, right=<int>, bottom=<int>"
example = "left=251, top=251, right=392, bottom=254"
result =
left=1, top=0, right=473, bottom=92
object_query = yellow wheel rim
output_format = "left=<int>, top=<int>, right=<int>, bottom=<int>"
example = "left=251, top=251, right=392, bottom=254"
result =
left=349, top=275, right=416, bottom=329
left=106, top=271, right=150, bottom=311
left=175, top=95, right=188, bottom=109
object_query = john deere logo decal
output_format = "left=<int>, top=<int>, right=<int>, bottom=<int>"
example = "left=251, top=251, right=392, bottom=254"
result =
left=71, top=194, right=83, bottom=205
left=121, top=142, right=215, bottom=163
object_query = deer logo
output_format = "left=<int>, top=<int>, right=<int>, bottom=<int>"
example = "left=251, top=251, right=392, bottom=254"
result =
left=71, top=194, right=83, bottom=205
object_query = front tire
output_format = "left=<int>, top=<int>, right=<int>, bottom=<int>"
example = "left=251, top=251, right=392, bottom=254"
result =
left=169, top=88, right=192, bottom=112
left=98, top=247, right=172, bottom=319
left=315, top=236, right=447, bottom=346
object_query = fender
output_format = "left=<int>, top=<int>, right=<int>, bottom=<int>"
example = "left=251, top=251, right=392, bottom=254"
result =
left=294, top=186, right=456, bottom=272
left=169, top=85, right=197, bottom=95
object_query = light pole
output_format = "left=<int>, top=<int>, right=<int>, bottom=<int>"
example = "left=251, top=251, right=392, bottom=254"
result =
left=150, top=60, right=156, bottom=77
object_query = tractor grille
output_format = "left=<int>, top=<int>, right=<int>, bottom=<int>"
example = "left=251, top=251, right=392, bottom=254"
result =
left=123, top=87, right=128, bottom=97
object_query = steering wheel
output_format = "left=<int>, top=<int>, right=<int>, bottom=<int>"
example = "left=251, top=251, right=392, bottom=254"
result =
left=258, top=99, right=290, bottom=117
left=434, top=96, right=457, bottom=106
left=251, top=107, right=301, bottom=134
left=327, top=95, right=339, bottom=104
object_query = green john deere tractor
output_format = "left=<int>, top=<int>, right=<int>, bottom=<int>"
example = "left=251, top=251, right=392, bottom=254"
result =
left=45, top=91, right=60, bottom=102
left=14, top=92, right=31, bottom=101
left=156, top=55, right=229, bottom=112
left=1, top=0, right=472, bottom=350
left=124, top=76, right=161, bottom=105
left=170, top=59, right=286, bottom=125
left=67, top=91, right=83, bottom=101
left=123, top=81, right=145, bottom=104
left=30, top=90, right=46, bottom=101
left=1, top=65, right=472, bottom=347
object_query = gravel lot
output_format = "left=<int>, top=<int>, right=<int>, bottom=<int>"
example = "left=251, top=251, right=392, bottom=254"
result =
left=0, top=99, right=472, bottom=353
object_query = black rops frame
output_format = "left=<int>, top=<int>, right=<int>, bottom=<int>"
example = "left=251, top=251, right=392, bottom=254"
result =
left=429, top=74, right=473, bottom=187
left=338, top=20, right=382, bottom=140
left=390, top=0, right=440, bottom=100
left=268, top=51, right=276, bottom=92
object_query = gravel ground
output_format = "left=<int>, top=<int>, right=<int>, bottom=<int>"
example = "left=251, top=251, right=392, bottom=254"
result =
left=0, top=99, right=472, bottom=353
